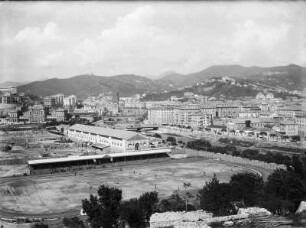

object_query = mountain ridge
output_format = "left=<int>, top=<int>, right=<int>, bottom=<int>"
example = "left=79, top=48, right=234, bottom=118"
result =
left=17, top=64, right=306, bottom=98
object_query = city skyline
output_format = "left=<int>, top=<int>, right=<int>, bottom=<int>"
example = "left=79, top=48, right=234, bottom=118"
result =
left=0, top=1, right=305, bottom=83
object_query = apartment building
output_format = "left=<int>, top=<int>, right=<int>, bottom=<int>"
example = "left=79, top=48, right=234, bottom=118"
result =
left=64, top=95, right=77, bottom=107
left=279, top=121, right=299, bottom=136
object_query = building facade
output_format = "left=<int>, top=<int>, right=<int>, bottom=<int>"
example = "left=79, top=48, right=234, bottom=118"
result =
left=279, top=122, right=299, bottom=136
left=67, top=124, right=150, bottom=152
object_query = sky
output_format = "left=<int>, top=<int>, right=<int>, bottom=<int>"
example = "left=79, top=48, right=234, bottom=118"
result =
left=0, top=1, right=305, bottom=83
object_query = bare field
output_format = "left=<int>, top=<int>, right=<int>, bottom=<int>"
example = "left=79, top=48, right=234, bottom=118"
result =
left=0, top=158, right=253, bottom=214
left=0, top=165, right=28, bottom=177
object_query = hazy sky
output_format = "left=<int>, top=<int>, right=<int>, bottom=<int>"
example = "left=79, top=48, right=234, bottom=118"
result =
left=0, top=1, right=305, bottom=82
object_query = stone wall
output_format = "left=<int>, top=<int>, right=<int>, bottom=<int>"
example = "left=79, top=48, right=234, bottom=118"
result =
left=0, top=158, right=26, bottom=165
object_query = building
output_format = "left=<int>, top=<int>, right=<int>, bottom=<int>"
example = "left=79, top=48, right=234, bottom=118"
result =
left=52, top=94, right=64, bottom=106
left=201, top=107, right=217, bottom=118
left=0, top=87, right=17, bottom=95
left=266, top=93, right=274, bottom=100
left=43, top=96, right=56, bottom=107
left=256, top=92, right=274, bottom=100
left=28, top=149, right=170, bottom=175
left=147, top=107, right=176, bottom=125
left=296, top=115, right=306, bottom=137
left=67, top=124, right=150, bottom=152
left=189, top=114, right=209, bottom=128
left=8, top=110, right=22, bottom=123
left=64, top=95, right=77, bottom=107
left=278, top=106, right=301, bottom=118
left=46, top=108, right=67, bottom=122
left=216, top=106, right=238, bottom=118
left=238, top=111, right=259, bottom=118
left=176, top=107, right=201, bottom=126
left=256, top=92, right=266, bottom=100
left=279, top=122, right=299, bottom=136
left=22, top=105, right=47, bottom=123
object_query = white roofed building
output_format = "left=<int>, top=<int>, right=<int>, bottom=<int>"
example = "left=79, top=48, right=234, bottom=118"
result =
left=67, top=124, right=149, bottom=152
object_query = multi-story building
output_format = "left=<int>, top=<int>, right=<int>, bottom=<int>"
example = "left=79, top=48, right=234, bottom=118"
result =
left=63, top=95, right=77, bottom=107
left=201, top=107, right=217, bottom=118
left=189, top=114, right=209, bottom=128
left=256, top=92, right=266, bottom=100
left=176, top=107, right=201, bottom=126
left=277, top=106, right=301, bottom=118
left=23, top=105, right=47, bottom=123
left=46, top=108, right=68, bottom=122
left=52, top=94, right=64, bottom=106
left=256, top=92, right=274, bottom=100
left=43, top=97, right=56, bottom=107
left=8, top=110, right=22, bottom=123
left=147, top=107, right=176, bottom=125
left=279, top=121, right=299, bottom=136
left=121, top=107, right=147, bottom=117
left=216, top=106, right=238, bottom=118
left=0, top=87, right=17, bottom=95
left=238, top=112, right=259, bottom=118
left=296, top=115, right=306, bottom=137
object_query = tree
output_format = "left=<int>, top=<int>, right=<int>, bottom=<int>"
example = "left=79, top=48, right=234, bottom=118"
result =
left=63, top=217, right=85, bottom=228
left=291, top=155, right=306, bottom=180
left=166, top=136, right=176, bottom=146
left=120, top=198, right=145, bottom=228
left=262, top=169, right=305, bottom=215
left=33, top=224, right=48, bottom=228
left=186, top=139, right=212, bottom=151
left=198, top=174, right=236, bottom=216
left=232, top=150, right=240, bottom=157
left=157, top=191, right=185, bottom=212
left=230, top=172, right=264, bottom=206
left=241, top=149, right=259, bottom=160
left=153, top=133, right=162, bottom=139
left=139, top=191, right=159, bottom=222
left=82, top=185, right=122, bottom=228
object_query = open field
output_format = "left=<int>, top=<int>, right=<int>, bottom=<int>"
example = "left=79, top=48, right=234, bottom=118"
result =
left=0, top=158, right=255, bottom=215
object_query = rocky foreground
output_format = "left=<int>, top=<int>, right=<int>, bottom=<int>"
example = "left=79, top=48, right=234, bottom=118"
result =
left=150, top=207, right=295, bottom=228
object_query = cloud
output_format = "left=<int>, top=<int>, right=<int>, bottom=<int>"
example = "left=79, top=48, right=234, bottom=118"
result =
left=36, top=51, right=64, bottom=67
left=0, top=2, right=304, bottom=82
left=14, top=22, right=62, bottom=44
left=230, top=20, right=293, bottom=65
left=73, top=5, right=172, bottom=73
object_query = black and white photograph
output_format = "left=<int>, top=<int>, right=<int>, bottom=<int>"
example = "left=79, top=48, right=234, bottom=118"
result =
left=0, top=1, right=306, bottom=228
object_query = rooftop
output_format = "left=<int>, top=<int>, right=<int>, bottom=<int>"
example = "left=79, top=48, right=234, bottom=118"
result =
left=28, top=149, right=171, bottom=165
left=69, top=124, right=147, bottom=140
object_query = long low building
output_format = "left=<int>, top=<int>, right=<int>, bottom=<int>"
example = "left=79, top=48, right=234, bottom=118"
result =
left=67, top=124, right=150, bottom=152
left=28, top=149, right=171, bottom=175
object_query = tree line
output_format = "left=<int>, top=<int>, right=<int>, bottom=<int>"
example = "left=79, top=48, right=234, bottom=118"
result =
left=186, top=139, right=306, bottom=169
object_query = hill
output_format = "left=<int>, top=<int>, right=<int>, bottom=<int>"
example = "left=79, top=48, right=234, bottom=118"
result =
left=17, top=64, right=306, bottom=98
left=0, top=81, right=25, bottom=88
left=143, top=76, right=295, bottom=101
left=17, top=74, right=172, bottom=98
left=159, top=64, right=306, bottom=91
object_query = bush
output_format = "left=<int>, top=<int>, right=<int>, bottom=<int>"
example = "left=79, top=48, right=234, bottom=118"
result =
left=63, top=217, right=85, bottom=228
left=186, top=139, right=212, bottom=151
left=166, top=137, right=176, bottom=146
left=153, top=133, right=162, bottom=139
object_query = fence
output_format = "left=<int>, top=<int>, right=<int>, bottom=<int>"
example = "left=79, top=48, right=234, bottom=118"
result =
left=182, top=149, right=287, bottom=171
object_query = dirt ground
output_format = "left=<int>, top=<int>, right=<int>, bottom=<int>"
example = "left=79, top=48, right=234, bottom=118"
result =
left=0, top=158, right=253, bottom=214
left=0, top=165, right=28, bottom=177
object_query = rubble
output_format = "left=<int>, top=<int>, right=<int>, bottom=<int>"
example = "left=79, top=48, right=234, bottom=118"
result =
left=237, top=207, right=272, bottom=216
left=295, top=201, right=306, bottom=214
